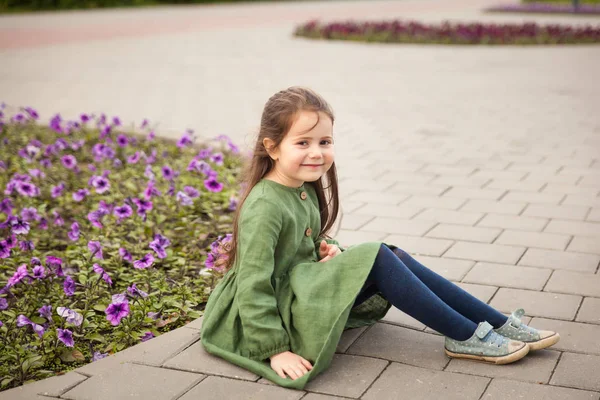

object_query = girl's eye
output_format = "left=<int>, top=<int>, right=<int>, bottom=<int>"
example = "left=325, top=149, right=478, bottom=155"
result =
left=297, top=141, right=308, bottom=146
left=321, top=140, right=333, bottom=145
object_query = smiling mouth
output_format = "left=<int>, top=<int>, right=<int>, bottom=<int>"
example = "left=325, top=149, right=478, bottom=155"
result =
left=302, top=164, right=324, bottom=167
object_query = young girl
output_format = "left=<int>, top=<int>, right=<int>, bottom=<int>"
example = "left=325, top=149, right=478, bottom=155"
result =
left=200, top=86, right=560, bottom=389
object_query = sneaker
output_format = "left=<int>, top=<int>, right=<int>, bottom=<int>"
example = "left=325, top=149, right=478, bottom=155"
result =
left=494, top=308, right=560, bottom=351
left=445, top=321, right=529, bottom=365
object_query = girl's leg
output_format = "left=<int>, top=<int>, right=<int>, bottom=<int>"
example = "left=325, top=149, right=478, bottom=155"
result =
left=389, top=246, right=508, bottom=328
left=363, top=244, right=478, bottom=341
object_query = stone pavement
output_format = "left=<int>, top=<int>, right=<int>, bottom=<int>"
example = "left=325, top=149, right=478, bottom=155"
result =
left=1, top=0, right=600, bottom=398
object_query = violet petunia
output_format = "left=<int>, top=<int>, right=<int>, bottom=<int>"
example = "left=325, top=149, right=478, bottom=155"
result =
left=210, top=152, right=224, bottom=166
left=90, top=175, right=110, bottom=194
left=133, top=253, right=154, bottom=269
left=132, top=198, right=152, bottom=215
left=68, top=222, right=80, bottom=241
left=183, top=186, right=199, bottom=198
left=63, top=276, right=75, bottom=296
left=51, top=182, right=65, bottom=198
left=73, top=188, right=90, bottom=202
left=46, top=255, right=64, bottom=277
left=7, top=264, right=28, bottom=287
left=127, top=283, right=148, bottom=298
left=119, top=247, right=133, bottom=262
left=116, top=134, right=129, bottom=147
left=61, top=155, right=77, bottom=169
left=92, top=351, right=108, bottom=362
left=161, top=165, right=175, bottom=180
left=140, top=331, right=155, bottom=342
left=113, top=204, right=133, bottom=220
left=105, top=300, right=130, bottom=326
left=39, top=305, right=52, bottom=319
left=88, top=241, right=103, bottom=259
left=176, top=191, right=193, bottom=206
left=204, top=177, right=223, bottom=193
left=56, top=307, right=83, bottom=326
left=0, top=297, right=7, bottom=310
left=32, top=265, right=45, bottom=279
left=21, top=207, right=40, bottom=222
left=57, top=328, right=74, bottom=347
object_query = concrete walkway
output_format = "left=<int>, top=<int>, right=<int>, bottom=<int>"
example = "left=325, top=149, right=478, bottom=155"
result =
left=1, top=0, right=600, bottom=398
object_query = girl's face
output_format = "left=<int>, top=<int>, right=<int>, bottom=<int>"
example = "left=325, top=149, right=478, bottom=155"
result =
left=264, top=110, right=334, bottom=188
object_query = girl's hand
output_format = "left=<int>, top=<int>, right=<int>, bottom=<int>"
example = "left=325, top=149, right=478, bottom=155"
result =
left=318, top=240, right=341, bottom=262
left=270, top=351, right=313, bottom=380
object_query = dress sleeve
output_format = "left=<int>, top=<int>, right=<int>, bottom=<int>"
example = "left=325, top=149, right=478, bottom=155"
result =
left=235, top=197, right=290, bottom=360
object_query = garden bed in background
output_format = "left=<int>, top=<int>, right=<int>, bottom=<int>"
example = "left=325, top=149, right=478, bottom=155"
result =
left=0, top=105, right=240, bottom=391
left=486, top=3, right=600, bottom=15
left=294, top=19, right=600, bottom=45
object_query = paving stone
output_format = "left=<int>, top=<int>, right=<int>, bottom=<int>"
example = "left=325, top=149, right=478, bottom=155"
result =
left=482, top=378, right=600, bottom=400
left=341, top=201, right=365, bottom=213
left=477, top=214, right=549, bottom=232
left=387, top=182, right=448, bottom=196
left=335, top=230, right=387, bottom=247
left=382, top=307, right=426, bottom=331
left=475, top=170, right=528, bottom=180
left=383, top=234, right=453, bottom=257
left=522, top=204, right=590, bottom=221
left=62, top=363, right=203, bottom=400
left=351, top=203, right=421, bottom=219
left=489, top=288, right=581, bottom=320
left=543, top=183, right=600, bottom=196
left=336, top=326, right=368, bottom=353
left=551, top=353, right=600, bottom=392
left=425, top=223, right=502, bottom=243
left=518, top=249, right=600, bottom=273
left=562, top=194, right=600, bottom=208
left=401, top=195, right=466, bottom=210
left=422, top=164, right=476, bottom=176
left=303, top=354, right=387, bottom=398
left=339, top=213, right=375, bottom=230
left=347, top=191, right=409, bottom=205
left=447, top=349, right=559, bottom=384
left=486, top=179, right=544, bottom=192
left=0, top=372, right=87, bottom=399
left=362, top=363, right=489, bottom=400
left=529, top=318, right=600, bottom=355
left=459, top=199, right=526, bottom=215
left=412, top=255, right=475, bottom=281
left=568, top=236, right=600, bottom=255
left=181, top=376, right=303, bottom=400
left=463, top=262, right=552, bottom=291
left=589, top=208, right=600, bottom=222
left=76, top=325, right=201, bottom=375
left=185, top=316, right=203, bottom=331
left=502, top=191, right=564, bottom=205
left=456, top=282, right=498, bottom=303
left=347, top=323, right=448, bottom=370
left=302, top=394, right=350, bottom=400
left=414, top=208, right=484, bottom=226
left=576, top=297, right=600, bottom=325
left=545, top=219, right=600, bottom=237
left=443, top=187, right=505, bottom=200
left=163, top=341, right=258, bottom=380
left=494, top=230, right=570, bottom=251
left=444, top=242, right=526, bottom=265
left=430, top=176, right=489, bottom=188
left=545, top=270, right=600, bottom=297
left=361, top=217, right=436, bottom=236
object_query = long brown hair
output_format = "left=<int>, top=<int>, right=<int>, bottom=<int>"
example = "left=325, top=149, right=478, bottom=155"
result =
left=223, top=86, right=340, bottom=271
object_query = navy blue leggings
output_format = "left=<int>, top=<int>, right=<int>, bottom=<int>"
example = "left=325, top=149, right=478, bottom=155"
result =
left=354, top=244, right=508, bottom=341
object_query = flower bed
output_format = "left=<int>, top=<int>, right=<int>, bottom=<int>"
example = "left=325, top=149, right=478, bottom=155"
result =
left=0, top=104, right=240, bottom=391
left=486, top=3, right=600, bottom=14
left=294, top=19, right=600, bottom=45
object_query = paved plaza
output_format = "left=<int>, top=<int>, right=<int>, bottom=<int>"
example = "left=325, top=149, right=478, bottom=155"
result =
left=1, top=0, right=600, bottom=398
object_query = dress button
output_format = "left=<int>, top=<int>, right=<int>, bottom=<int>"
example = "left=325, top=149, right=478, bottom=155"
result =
left=300, top=191, right=307, bottom=200
left=305, top=228, right=312, bottom=237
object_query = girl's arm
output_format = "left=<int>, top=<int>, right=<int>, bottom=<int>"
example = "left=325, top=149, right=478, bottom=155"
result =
left=235, top=198, right=290, bottom=360
left=314, top=237, right=345, bottom=255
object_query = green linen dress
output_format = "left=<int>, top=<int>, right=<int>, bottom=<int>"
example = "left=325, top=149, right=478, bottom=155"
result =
left=201, top=179, right=391, bottom=389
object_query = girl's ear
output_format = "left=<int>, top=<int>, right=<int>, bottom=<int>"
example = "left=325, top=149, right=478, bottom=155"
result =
left=263, top=138, right=279, bottom=161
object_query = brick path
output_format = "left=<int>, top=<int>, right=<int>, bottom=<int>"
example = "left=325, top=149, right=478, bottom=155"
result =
left=1, top=0, right=600, bottom=399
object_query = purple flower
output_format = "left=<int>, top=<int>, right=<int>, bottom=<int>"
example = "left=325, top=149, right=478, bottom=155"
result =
left=8, top=264, right=28, bottom=287
left=17, top=314, right=32, bottom=327
left=53, top=210, right=64, bottom=226
left=204, top=253, right=215, bottom=269
left=177, top=130, right=194, bottom=148
left=0, top=298, right=7, bottom=310
left=25, top=107, right=39, bottom=119
left=149, top=242, right=167, bottom=259
left=32, top=265, right=45, bottom=279
left=5, top=234, right=17, bottom=249
left=161, top=165, right=175, bottom=180
left=176, top=191, right=193, bottom=206
left=39, top=305, right=52, bottom=319
left=88, top=241, right=103, bottom=259
left=0, top=240, right=10, bottom=259
left=90, top=176, right=110, bottom=194
left=204, top=177, right=223, bottom=193
left=140, top=331, right=155, bottom=342
left=61, top=155, right=77, bottom=169
left=133, top=253, right=154, bottom=269
left=92, top=263, right=104, bottom=275
left=0, top=198, right=13, bottom=214
left=147, top=311, right=160, bottom=320
left=127, top=151, right=142, bottom=164
left=105, top=300, right=130, bottom=326
left=127, top=283, right=148, bottom=298
left=197, top=148, right=211, bottom=159
left=21, top=207, right=40, bottom=222
left=16, top=181, right=40, bottom=197
left=147, top=131, right=156, bottom=141
left=183, top=186, right=199, bottom=198
left=116, top=134, right=129, bottom=147
left=102, top=273, right=112, bottom=286
left=57, top=328, right=74, bottom=347
left=87, top=210, right=106, bottom=229
left=112, top=116, right=121, bottom=126
left=68, top=222, right=80, bottom=241
left=30, top=256, right=42, bottom=266
left=113, top=204, right=133, bottom=220
left=73, top=188, right=90, bottom=202
left=119, top=248, right=132, bottom=262
left=143, top=181, right=161, bottom=199
left=28, top=168, right=45, bottom=179
left=51, top=182, right=65, bottom=198
left=92, top=351, right=108, bottom=362
left=228, top=141, right=239, bottom=154
left=228, top=196, right=238, bottom=211
left=39, top=218, right=48, bottom=230
left=144, top=164, right=155, bottom=180
left=140, top=118, right=149, bottom=129
left=19, top=240, right=35, bottom=251
left=210, top=152, right=224, bottom=166
left=132, top=198, right=153, bottom=215
left=56, top=307, right=83, bottom=326
left=64, top=276, right=75, bottom=296
left=46, top=256, right=64, bottom=276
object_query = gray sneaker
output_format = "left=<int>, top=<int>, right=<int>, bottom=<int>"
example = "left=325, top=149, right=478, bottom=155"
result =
left=445, top=321, right=529, bottom=365
left=494, top=309, right=560, bottom=351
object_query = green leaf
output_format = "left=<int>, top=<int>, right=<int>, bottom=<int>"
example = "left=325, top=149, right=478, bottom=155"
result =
left=1, top=377, right=15, bottom=388
left=72, top=350, right=85, bottom=362
left=30, top=316, right=46, bottom=324
left=59, top=349, right=76, bottom=363
left=93, top=304, right=107, bottom=312
left=86, top=333, right=105, bottom=343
